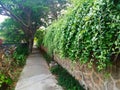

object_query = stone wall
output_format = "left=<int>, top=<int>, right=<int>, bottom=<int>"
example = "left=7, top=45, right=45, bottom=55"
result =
left=40, top=46, right=120, bottom=90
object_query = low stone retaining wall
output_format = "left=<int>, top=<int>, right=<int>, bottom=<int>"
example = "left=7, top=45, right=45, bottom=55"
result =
left=40, top=46, right=120, bottom=90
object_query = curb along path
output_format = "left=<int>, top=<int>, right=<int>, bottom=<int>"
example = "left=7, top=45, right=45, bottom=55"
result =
left=15, top=48, right=63, bottom=90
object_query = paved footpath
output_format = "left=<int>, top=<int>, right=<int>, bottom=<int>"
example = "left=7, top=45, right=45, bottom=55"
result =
left=15, top=48, right=63, bottom=90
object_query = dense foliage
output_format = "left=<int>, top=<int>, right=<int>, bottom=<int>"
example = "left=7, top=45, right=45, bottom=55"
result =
left=0, top=19, right=25, bottom=43
left=13, top=44, right=29, bottom=66
left=43, top=0, right=120, bottom=71
left=0, top=44, right=28, bottom=89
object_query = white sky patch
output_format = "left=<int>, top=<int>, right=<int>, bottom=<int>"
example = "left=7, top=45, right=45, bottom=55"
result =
left=0, top=15, right=8, bottom=23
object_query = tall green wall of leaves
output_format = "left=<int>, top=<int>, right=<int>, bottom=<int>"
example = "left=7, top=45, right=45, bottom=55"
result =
left=43, top=0, right=120, bottom=71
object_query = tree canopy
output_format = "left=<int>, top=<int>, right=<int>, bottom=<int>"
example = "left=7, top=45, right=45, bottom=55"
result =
left=0, top=18, right=25, bottom=43
left=0, top=0, right=67, bottom=52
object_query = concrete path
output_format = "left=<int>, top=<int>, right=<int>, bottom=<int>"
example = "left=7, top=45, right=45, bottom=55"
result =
left=15, top=48, right=63, bottom=90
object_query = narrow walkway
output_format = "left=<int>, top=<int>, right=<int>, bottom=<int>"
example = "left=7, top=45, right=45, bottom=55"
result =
left=15, top=48, right=63, bottom=90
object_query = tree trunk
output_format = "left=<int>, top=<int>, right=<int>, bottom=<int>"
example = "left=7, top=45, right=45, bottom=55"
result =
left=28, top=37, right=34, bottom=53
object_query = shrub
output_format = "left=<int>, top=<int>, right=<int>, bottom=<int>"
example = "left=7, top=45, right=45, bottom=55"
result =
left=13, top=43, right=29, bottom=66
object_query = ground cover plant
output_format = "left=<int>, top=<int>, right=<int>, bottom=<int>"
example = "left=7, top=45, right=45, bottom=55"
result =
left=50, top=65, right=85, bottom=90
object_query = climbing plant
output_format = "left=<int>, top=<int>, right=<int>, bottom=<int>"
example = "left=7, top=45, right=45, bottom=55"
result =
left=43, top=0, right=120, bottom=71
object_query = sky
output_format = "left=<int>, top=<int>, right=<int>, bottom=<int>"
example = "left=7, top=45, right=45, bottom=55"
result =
left=0, top=15, right=8, bottom=23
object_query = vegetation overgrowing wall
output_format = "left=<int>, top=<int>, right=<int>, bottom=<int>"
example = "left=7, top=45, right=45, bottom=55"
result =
left=43, top=0, right=120, bottom=89
left=43, top=0, right=120, bottom=71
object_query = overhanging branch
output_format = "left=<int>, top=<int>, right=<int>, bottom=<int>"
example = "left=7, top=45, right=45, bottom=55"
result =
left=0, top=1, right=28, bottom=28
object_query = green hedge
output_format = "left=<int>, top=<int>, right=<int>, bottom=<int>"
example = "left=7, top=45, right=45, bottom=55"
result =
left=43, top=0, right=120, bottom=71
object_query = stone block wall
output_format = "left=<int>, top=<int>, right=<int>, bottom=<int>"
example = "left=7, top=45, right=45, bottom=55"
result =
left=54, top=55, right=120, bottom=90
